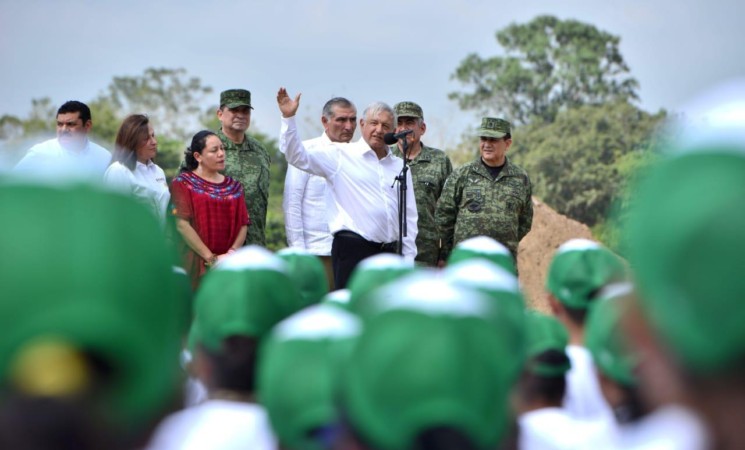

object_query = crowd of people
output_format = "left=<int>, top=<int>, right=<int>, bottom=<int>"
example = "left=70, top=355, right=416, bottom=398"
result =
left=1, top=80, right=744, bottom=449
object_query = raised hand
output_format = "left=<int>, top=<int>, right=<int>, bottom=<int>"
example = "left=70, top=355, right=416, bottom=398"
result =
left=277, top=87, right=301, bottom=118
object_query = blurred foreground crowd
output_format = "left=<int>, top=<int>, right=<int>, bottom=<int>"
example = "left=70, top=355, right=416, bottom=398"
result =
left=1, top=80, right=744, bottom=450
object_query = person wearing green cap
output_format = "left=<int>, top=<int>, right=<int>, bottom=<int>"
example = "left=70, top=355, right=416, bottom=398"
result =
left=148, top=246, right=302, bottom=450
left=435, top=117, right=532, bottom=269
left=277, top=88, right=418, bottom=290
left=545, top=238, right=626, bottom=426
left=0, top=181, right=185, bottom=449
left=622, top=80, right=745, bottom=449
left=390, top=101, right=453, bottom=267
left=283, top=97, right=358, bottom=290
left=447, top=235, right=517, bottom=275
left=276, top=247, right=330, bottom=309
left=258, top=304, right=361, bottom=450
left=515, top=312, right=614, bottom=450
left=215, top=88, right=271, bottom=247
left=336, top=274, right=521, bottom=450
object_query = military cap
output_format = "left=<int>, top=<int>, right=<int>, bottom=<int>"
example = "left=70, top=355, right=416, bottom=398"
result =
left=394, top=101, right=423, bottom=119
left=478, top=117, right=511, bottom=138
left=220, top=88, right=253, bottom=109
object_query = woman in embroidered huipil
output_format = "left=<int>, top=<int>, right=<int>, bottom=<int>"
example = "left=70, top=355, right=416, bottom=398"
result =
left=171, top=130, right=250, bottom=289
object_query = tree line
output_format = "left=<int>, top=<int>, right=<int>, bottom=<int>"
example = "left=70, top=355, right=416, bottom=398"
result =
left=0, top=15, right=666, bottom=253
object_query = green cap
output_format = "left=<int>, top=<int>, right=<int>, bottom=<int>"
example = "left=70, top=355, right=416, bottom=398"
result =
left=189, top=246, right=302, bottom=352
left=259, top=304, right=361, bottom=450
left=220, top=88, right=253, bottom=109
left=524, top=311, right=571, bottom=377
left=340, top=274, right=517, bottom=450
left=626, top=116, right=745, bottom=373
left=0, top=182, right=184, bottom=429
left=585, top=282, right=638, bottom=386
left=347, top=254, right=416, bottom=316
left=442, top=260, right=526, bottom=379
left=448, top=236, right=516, bottom=275
left=478, top=117, right=511, bottom=139
left=277, top=248, right=329, bottom=309
left=393, top=101, right=423, bottom=119
left=546, top=239, right=627, bottom=310
left=322, top=288, right=352, bottom=311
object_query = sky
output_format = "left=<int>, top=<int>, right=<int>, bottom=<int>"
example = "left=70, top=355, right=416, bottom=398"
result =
left=2, top=0, right=744, bottom=148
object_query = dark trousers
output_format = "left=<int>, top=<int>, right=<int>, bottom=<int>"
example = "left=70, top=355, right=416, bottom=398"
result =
left=331, top=231, right=397, bottom=289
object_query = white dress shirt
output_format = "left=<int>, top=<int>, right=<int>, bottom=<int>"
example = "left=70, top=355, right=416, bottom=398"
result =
left=104, top=160, right=171, bottom=224
left=280, top=117, right=417, bottom=259
left=282, top=132, right=335, bottom=255
left=14, top=137, right=110, bottom=180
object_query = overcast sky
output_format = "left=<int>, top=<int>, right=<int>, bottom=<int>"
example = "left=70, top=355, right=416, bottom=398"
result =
left=2, top=0, right=743, bottom=148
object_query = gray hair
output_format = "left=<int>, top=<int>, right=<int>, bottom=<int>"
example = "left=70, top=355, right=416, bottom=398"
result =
left=322, top=97, right=356, bottom=119
left=362, top=101, right=395, bottom=123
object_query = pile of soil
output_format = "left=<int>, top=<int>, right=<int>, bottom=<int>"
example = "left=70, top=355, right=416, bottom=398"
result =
left=517, top=197, right=596, bottom=313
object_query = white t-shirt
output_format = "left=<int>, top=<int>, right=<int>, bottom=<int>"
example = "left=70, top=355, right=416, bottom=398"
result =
left=519, top=407, right=616, bottom=450
left=564, top=345, right=616, bottom=422
left=147, top=399, right=277, bottom=450
left=14, top=137, right=110, bottom=181
left=104, top=160, right=170, bottom=223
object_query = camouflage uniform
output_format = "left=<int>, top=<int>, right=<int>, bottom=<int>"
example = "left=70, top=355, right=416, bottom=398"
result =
left=392, top=143, right=452, bottom=266
left=218, top=127, right=271, bottom=247
left=436, top=117, right=532, bottom=263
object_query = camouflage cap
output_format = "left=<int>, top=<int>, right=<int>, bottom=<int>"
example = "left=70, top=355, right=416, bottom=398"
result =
left=220, top=89, right=253, bottom=109
left=393, top=101, right=423, bottom=119
left=478, top=117, right=511, bottom=139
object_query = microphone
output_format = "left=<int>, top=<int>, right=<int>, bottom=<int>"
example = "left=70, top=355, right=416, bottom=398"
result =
left=383, top=130, right=413, bottom=145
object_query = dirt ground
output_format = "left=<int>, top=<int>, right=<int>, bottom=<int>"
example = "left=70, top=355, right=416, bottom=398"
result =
left=517, top=197, right=596, bottom=313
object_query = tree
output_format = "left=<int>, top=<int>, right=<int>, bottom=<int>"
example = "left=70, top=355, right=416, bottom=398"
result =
left=510, top=101, right=666, bottom=229
left=94, top=67, right=213, bottom=142
left=450, top=15, right=639, bottom=125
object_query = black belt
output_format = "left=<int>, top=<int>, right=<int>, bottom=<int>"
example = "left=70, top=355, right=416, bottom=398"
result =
left=334, top=230, right=398, bottom=252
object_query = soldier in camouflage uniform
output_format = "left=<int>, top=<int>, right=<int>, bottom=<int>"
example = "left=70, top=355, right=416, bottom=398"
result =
left=390, top=101, right=453, bottom=266
left=216, top=89, right=271, bottom=247
left=435, top=117, right=532, bottom=268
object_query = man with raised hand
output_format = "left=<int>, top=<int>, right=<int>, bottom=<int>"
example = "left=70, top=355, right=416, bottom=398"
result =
left=283, top=97, right=357, bottom=289
left=277, top=88, right=417, bottom=289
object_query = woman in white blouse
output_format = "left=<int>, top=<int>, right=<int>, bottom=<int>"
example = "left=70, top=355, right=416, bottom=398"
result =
left=104, top=114, right=170, bottom=223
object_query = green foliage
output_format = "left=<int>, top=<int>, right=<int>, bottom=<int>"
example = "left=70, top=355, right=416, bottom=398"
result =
left=450, top=15, right=639, bottom=125
left=249, top=129, right=288, bottom=251
left=510, top=101, right=666, bottom=229
left=94, top=67, right=213, bottom=142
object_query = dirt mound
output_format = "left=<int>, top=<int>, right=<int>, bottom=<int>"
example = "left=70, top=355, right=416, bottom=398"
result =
left=517, top=197, right=595, bottom=313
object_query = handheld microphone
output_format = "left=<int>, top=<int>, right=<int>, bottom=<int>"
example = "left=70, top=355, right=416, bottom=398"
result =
left=383, top=130, right=414, bottom=145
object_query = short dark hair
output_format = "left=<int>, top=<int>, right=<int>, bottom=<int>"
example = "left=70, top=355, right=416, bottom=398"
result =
left=57, top=101, right=91, bottom=124
left=518, top=350, right=570, bottom=405
left=322, top=97, right=356, bottom=119
left=111, top=115, right=150, bottom=171
left=182, top=130, right=218, bottom=172
left=199, top=336, right=260, bottom=393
